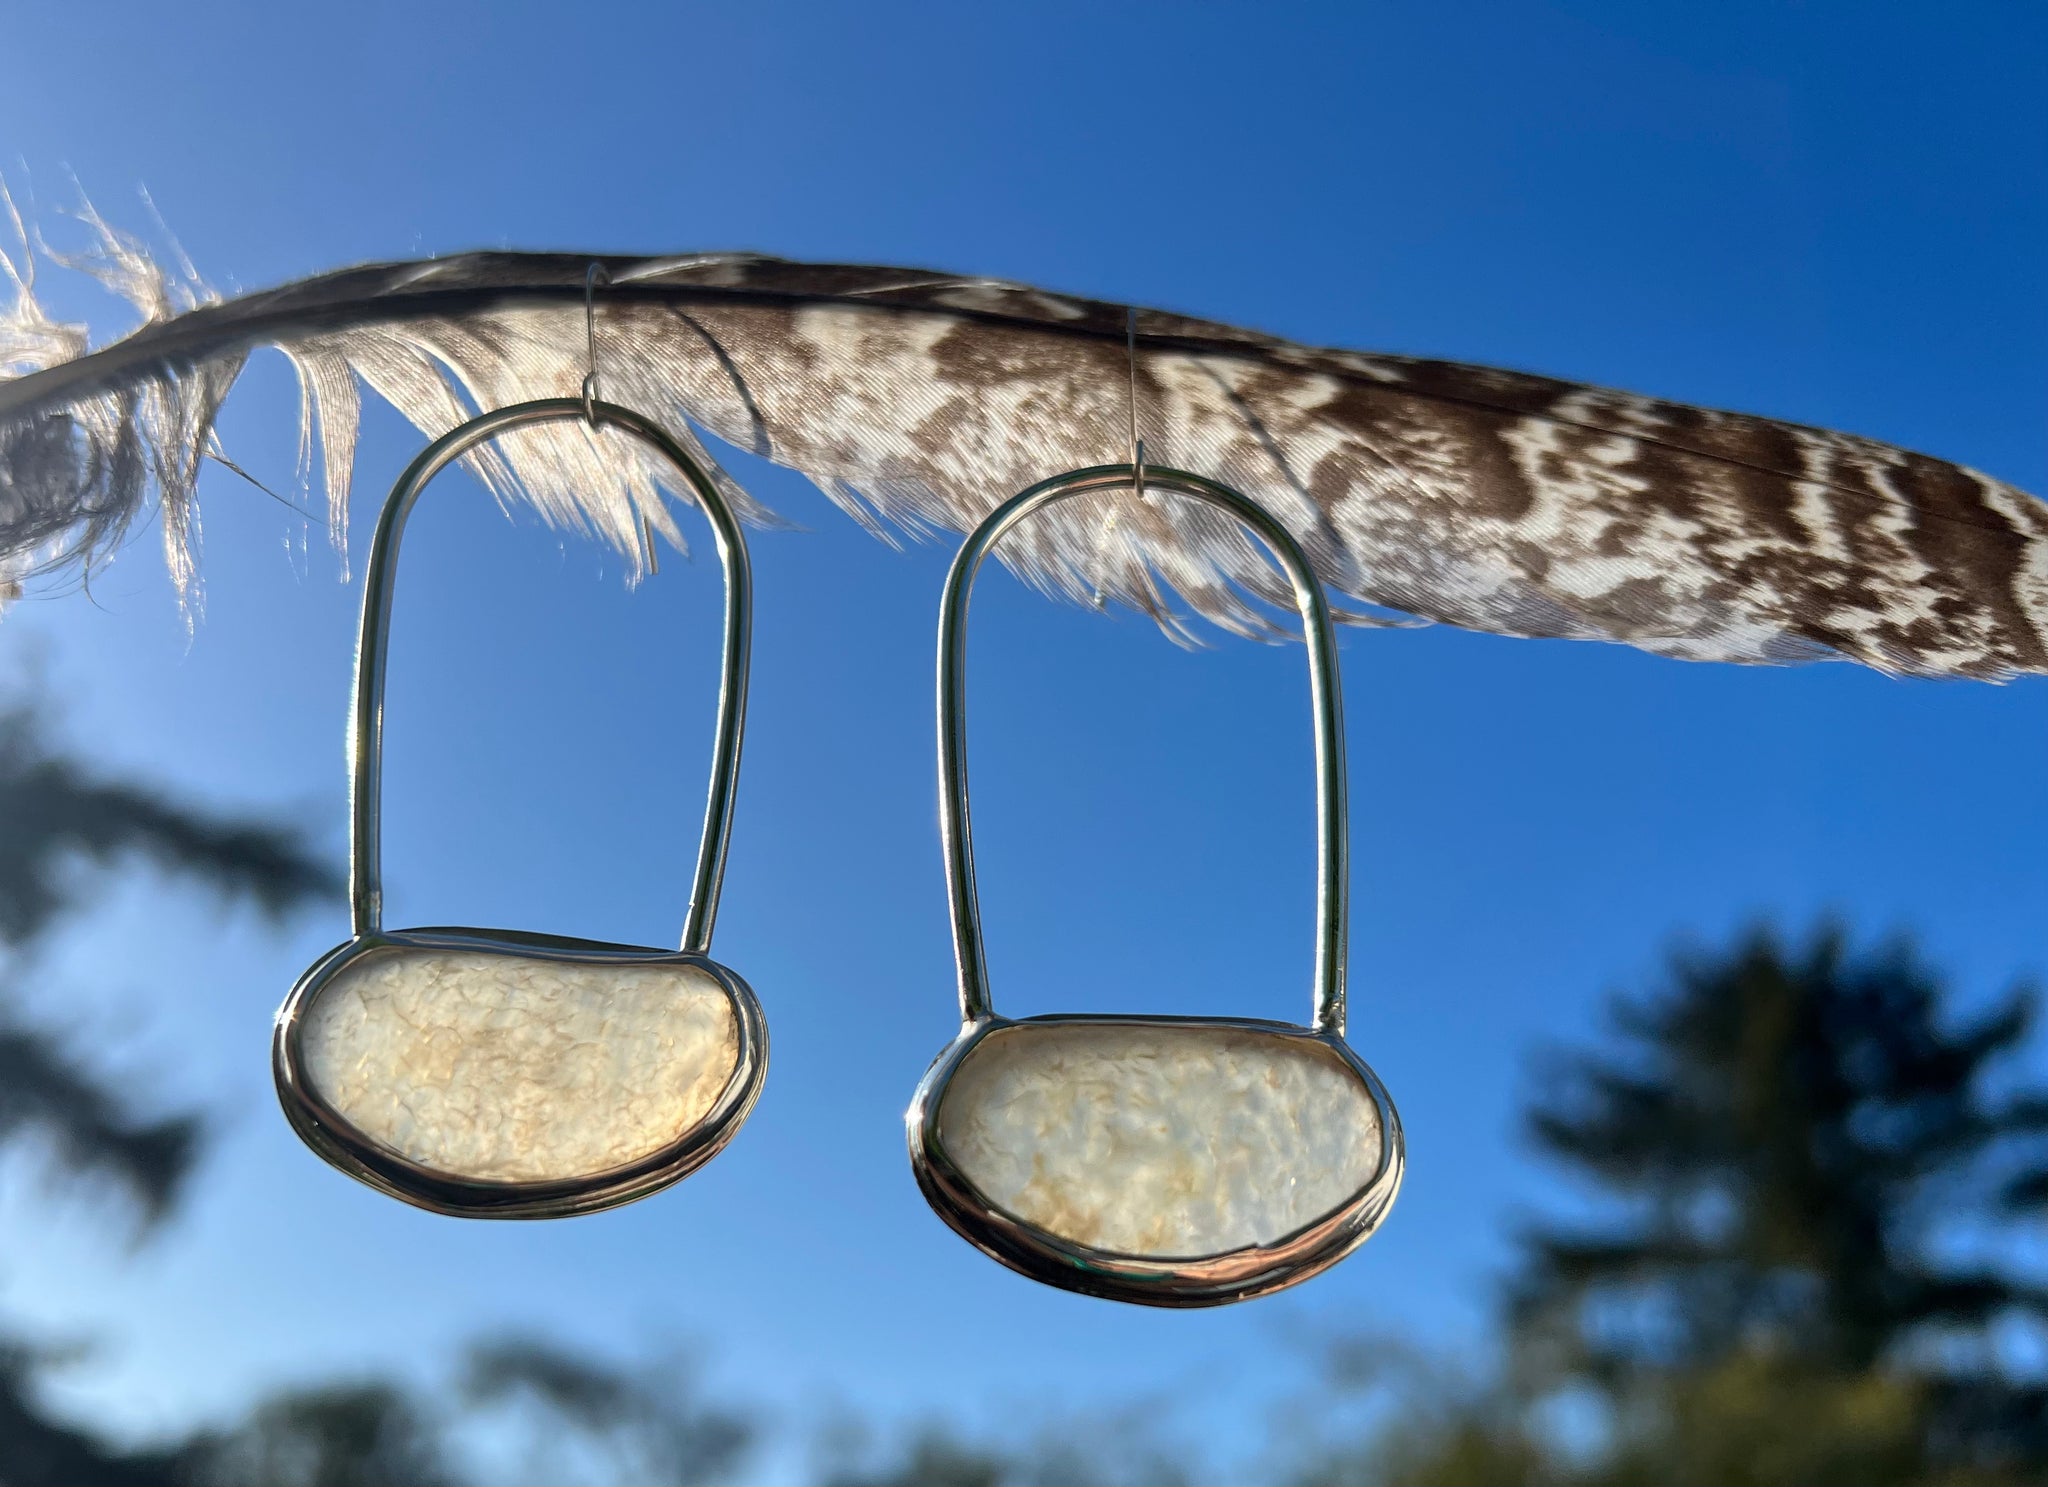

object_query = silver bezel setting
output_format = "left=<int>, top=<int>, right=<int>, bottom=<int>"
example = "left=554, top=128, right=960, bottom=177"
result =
left=907, top=1013, right=1403, bottom=1307
left=275, top=927, right=767, bottom=1219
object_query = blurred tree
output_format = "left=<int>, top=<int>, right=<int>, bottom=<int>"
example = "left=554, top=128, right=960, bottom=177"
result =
left=817, top=1406, right=1194, bottom=1487
left=1515, top=924, right=2048, bottom=1482
left=0, top=691, right=340, bottom=1486
left=456, top=1334, right=754, bottom=1485
left=820, top=1426, right=1008, bottom=1487
left=0, top=691, right=762, bottom=1487
left=180, top=1337, right=757, bottom=1487
left=181, top=1382, right=453, bottom=1487
left=0, top=699, right=336, bottom=957
left=13, top=674, right=2044, bottom=1487
left=1285, top=1338, right=1554, bottom=1487
left=0, top=1338, right=189, bottom=1487
left=1340, top=924, right=2048, bottom=1487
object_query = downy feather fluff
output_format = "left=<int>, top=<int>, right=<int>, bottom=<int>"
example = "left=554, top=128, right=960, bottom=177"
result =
left=2, top=217, right=2045, bottom=678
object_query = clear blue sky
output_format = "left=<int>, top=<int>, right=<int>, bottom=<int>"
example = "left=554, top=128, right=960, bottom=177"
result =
left=2, top=2, right=2045, bottom=1477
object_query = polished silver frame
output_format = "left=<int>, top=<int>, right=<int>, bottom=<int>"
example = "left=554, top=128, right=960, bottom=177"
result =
left=273, top=398, right=766, bottom=1220
left=907, top=464, right=1403, bottom=1305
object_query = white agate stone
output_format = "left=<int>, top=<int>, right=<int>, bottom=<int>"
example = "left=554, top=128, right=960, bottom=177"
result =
left=935, top=1023, right=1382, bottom=1258
left=300, top=949, right=739, bottom=1182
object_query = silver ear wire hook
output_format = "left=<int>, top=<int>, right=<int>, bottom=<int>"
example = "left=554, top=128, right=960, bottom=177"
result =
left=1125, top=305, right=1147, bottom=505
left=1087, top=305, right=1147, bottom=606
left=583, top=261, right=660, bottom=576
left=582, top=261, right=608, bottom=424
left=639, top=512, right=661, bottom=577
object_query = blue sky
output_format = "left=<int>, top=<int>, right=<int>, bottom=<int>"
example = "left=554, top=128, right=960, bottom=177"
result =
left=2, top=1, right=2045, bottom=1476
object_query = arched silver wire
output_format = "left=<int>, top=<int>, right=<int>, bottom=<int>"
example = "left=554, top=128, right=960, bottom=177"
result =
left=347, top=398, right=751, bottom=956
left=937, top=465, right=1350, bottom=1037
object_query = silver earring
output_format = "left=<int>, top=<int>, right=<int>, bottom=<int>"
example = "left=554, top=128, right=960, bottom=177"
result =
left=907, top=462, right=1403, bottom=1305
left=273, top=397, right=766, bottom=1219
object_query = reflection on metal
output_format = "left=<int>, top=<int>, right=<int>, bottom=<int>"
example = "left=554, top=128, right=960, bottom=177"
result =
left=908, top=464, right=1403, bottom=1305
left=273, top=398, right=765, bottom=1219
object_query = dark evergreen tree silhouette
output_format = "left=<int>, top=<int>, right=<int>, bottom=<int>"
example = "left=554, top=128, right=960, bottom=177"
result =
left=1514, top=924, right=2048, bottom=1482
left=0, top=693, right=341, bottom=1486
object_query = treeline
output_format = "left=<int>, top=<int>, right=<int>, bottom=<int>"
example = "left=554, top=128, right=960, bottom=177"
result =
left=3, top=692, right=2045, bottom=1486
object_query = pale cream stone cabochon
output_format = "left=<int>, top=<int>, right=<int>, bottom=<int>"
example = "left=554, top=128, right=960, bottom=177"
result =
left=934, top=1023, right=1384, bottom=1258
left=299, top=948, right=740, bottom=1182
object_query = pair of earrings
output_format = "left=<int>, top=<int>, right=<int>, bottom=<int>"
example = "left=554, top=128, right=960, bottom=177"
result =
left=272, top=398, right=1404, bottom=1307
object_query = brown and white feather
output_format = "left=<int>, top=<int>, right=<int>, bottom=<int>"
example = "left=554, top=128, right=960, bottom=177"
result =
left=1, top=231, right=2043, bottom=678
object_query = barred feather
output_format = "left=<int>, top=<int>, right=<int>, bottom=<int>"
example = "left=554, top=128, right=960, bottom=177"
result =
left=2, top=221, right=2043, bottom=678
